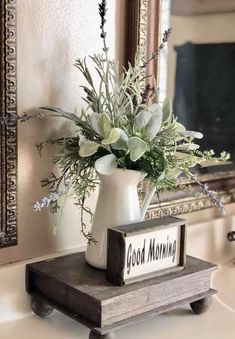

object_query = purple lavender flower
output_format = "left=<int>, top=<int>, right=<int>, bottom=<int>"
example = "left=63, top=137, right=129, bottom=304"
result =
left=32, top=191, right=65, bottom=211
left=18, top=113, right=30, bottom=122
left=194, top=177, right=225, bottom=215
left=162, top=28, right=172, bottom=43
left=142, top=28, right=173, bottom=68
left=98, top=0, right=109, bottom=54
left=200, top=182, right=225, bottom=215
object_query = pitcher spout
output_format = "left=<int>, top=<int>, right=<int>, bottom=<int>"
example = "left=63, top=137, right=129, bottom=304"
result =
left=140, top=186, right=156, bottom=220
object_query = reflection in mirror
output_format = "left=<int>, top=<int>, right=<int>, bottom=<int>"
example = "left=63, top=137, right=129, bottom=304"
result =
left=0, top=0, right=17, bottom=248
left=128, top=0, right=235, bottom=218
left=159, top=0, right=235, bottom=161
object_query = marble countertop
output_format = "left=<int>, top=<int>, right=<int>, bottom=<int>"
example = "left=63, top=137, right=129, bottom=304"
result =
left=1, top=296, right=234, bottom=339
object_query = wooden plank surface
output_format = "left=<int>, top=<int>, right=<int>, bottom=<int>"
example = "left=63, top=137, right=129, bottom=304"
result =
left=26, top=252, right=217, bottom=327
left=29, top=288, right=216, bottom=335
left=111, top=216, right=185, bottom=235
left=94, top=289, right=217, bottom=335
left=27, top=252, right=216, bottom=302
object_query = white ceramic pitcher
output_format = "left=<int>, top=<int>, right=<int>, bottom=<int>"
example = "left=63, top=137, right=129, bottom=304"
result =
left=85, top=168, right=156, bottom=269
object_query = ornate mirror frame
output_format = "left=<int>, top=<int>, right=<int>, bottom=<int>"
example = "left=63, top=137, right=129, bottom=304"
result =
left=125, top=0, right=235, bottom=218
left=0, top=0, right=17, bottom=248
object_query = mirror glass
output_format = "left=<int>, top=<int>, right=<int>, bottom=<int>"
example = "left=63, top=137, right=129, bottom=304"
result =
left=159, top=0, right=235, bottom=161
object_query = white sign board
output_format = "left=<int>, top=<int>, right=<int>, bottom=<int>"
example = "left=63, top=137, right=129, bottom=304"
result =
left=124, top=226, right=181, bottom=280
left=107, top=217, right=186, bottom=285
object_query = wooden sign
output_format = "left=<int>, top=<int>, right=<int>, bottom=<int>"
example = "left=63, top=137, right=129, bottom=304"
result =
left=107, top=216, right=186, bottom=285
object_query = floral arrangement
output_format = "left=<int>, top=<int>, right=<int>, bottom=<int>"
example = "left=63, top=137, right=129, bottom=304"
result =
left=1, top=1, right=229, bottom=242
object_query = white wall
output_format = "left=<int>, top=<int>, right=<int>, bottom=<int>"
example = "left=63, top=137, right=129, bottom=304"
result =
left=0, top=0, right=116, bottom=265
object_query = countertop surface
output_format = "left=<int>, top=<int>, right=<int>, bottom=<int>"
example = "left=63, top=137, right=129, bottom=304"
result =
left=1, top=296, right=234, bottom=339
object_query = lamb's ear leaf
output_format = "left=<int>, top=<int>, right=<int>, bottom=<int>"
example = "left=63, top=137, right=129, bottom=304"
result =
left=128, top=137, right=148, bottom=161
left=90, top=112, right=101, bottom=135
left=111, top=129, right=129, bottom=150
left=158, top=170, right=166, bottom=182
left=180, top=130, right=203, bottom=139
left=145, top=111, right=162, bottom=141
left=79, top=141, right=100, bottom=157
left=162, top=98, right=172, bottom=122
left=176, top=143, right=200, bottom=151
left=133, top=110, right=152, bottom=131
left=148, top=103, right=162, bottom=115
left=94, top=154, right=117, bottom=175
left=175, top=122, right=186, bottom=131
left=101, top=128, right=121, bottom=145
left=97, top=113, right=111, bottom=138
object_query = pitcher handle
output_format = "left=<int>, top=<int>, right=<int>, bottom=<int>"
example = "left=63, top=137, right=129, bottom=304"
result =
left=141, top=186, right=156, bottom=220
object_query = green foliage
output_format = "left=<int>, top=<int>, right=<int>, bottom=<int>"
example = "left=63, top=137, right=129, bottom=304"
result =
left=30, top=4, right=229, bottom=241
left=36, top=51, right=229, bottom=242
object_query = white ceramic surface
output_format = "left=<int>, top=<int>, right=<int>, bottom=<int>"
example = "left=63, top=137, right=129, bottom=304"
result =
left=0, top=298, right=234, bottom=339
left=212, top=258, right=235, bottom=311
left=85, top=169, right=145, bottom=269
left=1, top=207, right=235, bottom=338
left=186, top=214, right=235, bottom=315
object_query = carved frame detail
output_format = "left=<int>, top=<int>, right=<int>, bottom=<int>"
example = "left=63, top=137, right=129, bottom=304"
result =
left=125, top=0, right=235, bottom=217
left=0, top=0, right=17, bottom=248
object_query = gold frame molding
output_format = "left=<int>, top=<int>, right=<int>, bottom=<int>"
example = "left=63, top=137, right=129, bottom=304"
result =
left=125, top=0, right=235, bottom=217
left=0, top=0, right=17, bottom=248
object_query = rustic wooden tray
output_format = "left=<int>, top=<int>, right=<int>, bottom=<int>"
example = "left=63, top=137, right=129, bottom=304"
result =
left=26, top=252, right=217, bottom=339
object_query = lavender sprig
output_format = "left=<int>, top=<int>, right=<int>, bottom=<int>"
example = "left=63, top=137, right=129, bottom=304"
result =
left=32, top=191, right=65, bottom=211
left=0, top=112, right=44, bottom=127
left=194, top=176, right=225, bottom=214
left=142, top=28, right=172, bottom=69
left=98, top=0, right=109, bottom=57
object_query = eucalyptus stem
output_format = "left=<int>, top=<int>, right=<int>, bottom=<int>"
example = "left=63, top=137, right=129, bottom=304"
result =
left=80, top=193, right=97, bottom=244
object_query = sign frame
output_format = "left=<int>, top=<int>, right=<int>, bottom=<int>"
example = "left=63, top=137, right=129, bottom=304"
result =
left=107, top=216, right=186, bottom=286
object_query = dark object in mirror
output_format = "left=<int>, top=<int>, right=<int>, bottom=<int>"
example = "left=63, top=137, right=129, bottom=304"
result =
left=174, top=42, right=235, bottom=161
left=0, top=0, right=17, bottom=248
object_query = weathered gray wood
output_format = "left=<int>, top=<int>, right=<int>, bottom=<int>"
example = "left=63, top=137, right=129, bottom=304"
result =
left=190, top=296, right=212, bottom=314
left=93, top=289, right=216, bottom=335
left=107, top=217, right=186, bottom=285
left=31, top=296, right=54, bottom=318
left=29, top=288, right=216, bottom=336
left=101, top=272, right=211, bottom=326
left=109, top=216, right=185, bottom=235
left=89, top=330, right=115, bottom=339
left=26, top=252, right=217, bottom=328
left=107, top=228, right=126, bottom=286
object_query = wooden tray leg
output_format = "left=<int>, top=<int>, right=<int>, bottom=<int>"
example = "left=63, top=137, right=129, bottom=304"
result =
left=89, top=330, right=115, bottom=339
left=190, top=296, right=212, bottom=314
left=31, top=296, right=54, bottom=318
